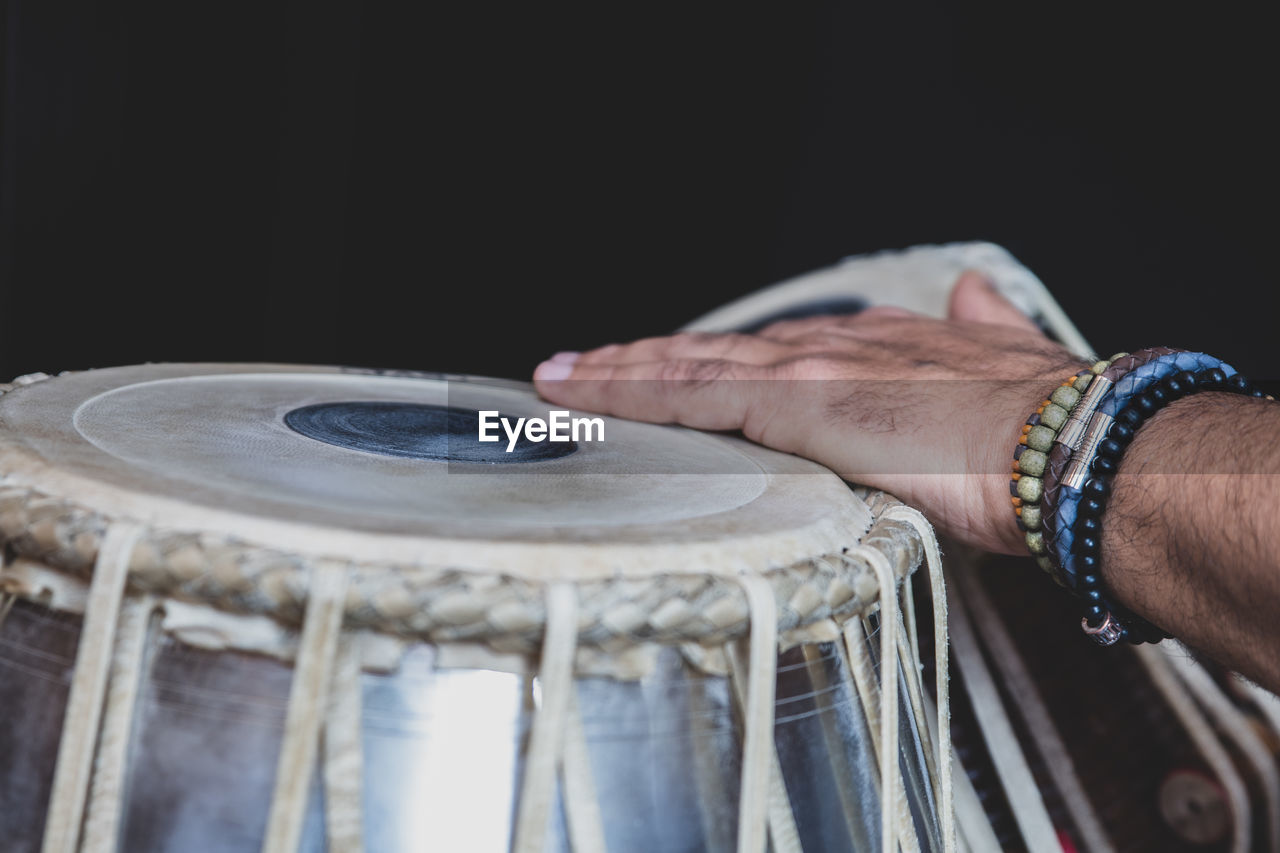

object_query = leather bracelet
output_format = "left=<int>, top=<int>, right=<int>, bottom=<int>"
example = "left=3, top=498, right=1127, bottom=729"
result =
left=1042, top=348, right=1178, bottom=585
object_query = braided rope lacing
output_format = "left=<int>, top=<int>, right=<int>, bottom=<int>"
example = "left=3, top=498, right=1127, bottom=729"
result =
left=0, top=483, right=922, bottom=653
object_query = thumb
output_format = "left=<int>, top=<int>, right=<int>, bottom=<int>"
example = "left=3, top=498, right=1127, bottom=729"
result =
left=947, top=270, right=1042, bottom=333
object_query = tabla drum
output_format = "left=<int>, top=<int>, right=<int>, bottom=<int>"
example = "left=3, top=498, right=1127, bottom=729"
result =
left=0, top=363, right=958, bottom=853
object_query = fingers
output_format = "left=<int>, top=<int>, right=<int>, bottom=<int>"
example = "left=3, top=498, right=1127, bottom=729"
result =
left=576, top=332, right=794, bottom=367
left=533, top=357, right=764, bottom=431
left=946, top=270, right=1042, bottom=333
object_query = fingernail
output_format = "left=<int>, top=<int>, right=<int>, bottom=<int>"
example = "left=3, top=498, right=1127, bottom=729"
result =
left=550, top=351, right=581, bottom=365
left=535, top=360, right=574, bottom=382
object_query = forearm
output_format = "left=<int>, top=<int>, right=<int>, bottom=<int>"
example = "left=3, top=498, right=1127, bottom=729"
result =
left=1103, top=392, right=1280, bottom=687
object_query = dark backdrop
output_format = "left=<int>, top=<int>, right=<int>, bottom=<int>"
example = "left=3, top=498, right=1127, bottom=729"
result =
left=2, top=2, right=1276, bottom=383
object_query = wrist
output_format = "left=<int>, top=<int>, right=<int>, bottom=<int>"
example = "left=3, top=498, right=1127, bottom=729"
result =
left=1036, top=350, right=1271, bottom=646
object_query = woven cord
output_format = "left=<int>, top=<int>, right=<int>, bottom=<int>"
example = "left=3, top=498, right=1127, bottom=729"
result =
left=0, top=479, right=902, bottom=652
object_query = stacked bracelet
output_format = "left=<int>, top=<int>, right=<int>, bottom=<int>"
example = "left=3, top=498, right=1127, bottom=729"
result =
left=1011, top=357, right=1120, bottom=585
left=1041, top=348, right=1176, bottom=588
left=1017, top=346, right=1275, bottom=647
left=1068, top=352, right=1272, bottom=646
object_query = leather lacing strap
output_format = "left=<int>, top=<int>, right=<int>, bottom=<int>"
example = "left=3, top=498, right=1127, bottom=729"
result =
left=731, top=573, right=785, bottom=853
left=323, top=637, right=367, bottom=853
left=263, top=562, right=349, bottom=853
left=1239, top=678, right=1280, bottom=758
left=1162, top=645, right=1277, bottom=852
left=725, top=635, right=803, bottom=853
left=81, top=593, right=158, bottom=853
left=512, top=583, right=579, bottom=853
left=1135, top=645, right=1250, bottom=853
left=948, top=560, right=1059, bottom=852
left=850, top=543, right=902, bottom=853
left=956, top=558, right=1114, bottom=853
left=561, top=691, right=607, bottom=853
left=0, top=590, right=16, bottom=626
left=42, top=522, right=143, bottom=853
left=883, top=506, right=955, bottom=853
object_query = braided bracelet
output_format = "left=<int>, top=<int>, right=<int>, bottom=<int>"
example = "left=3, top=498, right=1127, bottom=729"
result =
left=1041, top=348, right=1177, bottom=587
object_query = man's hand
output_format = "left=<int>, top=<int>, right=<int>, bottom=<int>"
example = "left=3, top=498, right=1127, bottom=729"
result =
left=534, top=271, right=1087, bottom=554
left=534, top=273, right=1280, bottom=689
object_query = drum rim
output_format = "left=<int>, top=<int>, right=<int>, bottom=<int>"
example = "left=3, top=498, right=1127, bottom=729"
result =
left=0, top=363, right=870, bottom=564
left=0, top=473, right=917, bottom=649
left=0, top=365, right=923, bottom=649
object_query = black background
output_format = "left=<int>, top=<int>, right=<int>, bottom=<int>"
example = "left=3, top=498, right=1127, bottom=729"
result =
left=1, top=2, right=1276, bottom=383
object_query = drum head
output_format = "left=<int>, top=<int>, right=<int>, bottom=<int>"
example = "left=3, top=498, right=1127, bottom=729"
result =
left=0, top=364, right=870, bottom=580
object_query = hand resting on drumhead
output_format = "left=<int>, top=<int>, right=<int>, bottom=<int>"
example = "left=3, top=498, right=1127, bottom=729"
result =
left=534, top=271, right=1280, bottom=690
left=537, top=271, right=1082, bottom=554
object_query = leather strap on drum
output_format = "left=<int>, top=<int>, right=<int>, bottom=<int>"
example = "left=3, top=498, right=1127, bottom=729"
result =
left=850, top=543, right=902, bottom=853
left=1240, top=679, right=1280, bottom=758
left=884, top=505, right=955, bottom=853
left=561, top=692, right=607, bottom=853
left=81, top=594, right=158, bottom=853
left=958, top=561, right=1115, bottom=853
left=1161, top=645, right=1278, bottom=851
left=512, top=583, right=578, bottom=853
left=42, top=522, right=142, bottom=853
left=323, top=638, right=367, bottom=853
left=1135, top=645, right=1251, bottom=853
left=947, top=562, right=1060, bottom=851
left=263, top=562, right=349, bottom=853
left=731, top=573, right=783, bottom=853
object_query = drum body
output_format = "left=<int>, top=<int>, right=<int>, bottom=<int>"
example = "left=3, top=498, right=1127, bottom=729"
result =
left=0, top=592, right=938, bottom=853
left=0, top=363, right=947, bottom=853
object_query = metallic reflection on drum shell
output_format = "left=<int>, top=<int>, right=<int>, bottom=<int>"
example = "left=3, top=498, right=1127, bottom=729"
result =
left=0, top=592, right=943, bottom=853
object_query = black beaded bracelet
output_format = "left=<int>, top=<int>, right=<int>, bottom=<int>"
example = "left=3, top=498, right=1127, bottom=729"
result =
left=1067, top=355, right=1273, bottom=646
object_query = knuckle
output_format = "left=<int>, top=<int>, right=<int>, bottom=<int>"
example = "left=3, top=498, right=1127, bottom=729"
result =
left=659, top=359, right=735, bottom=385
